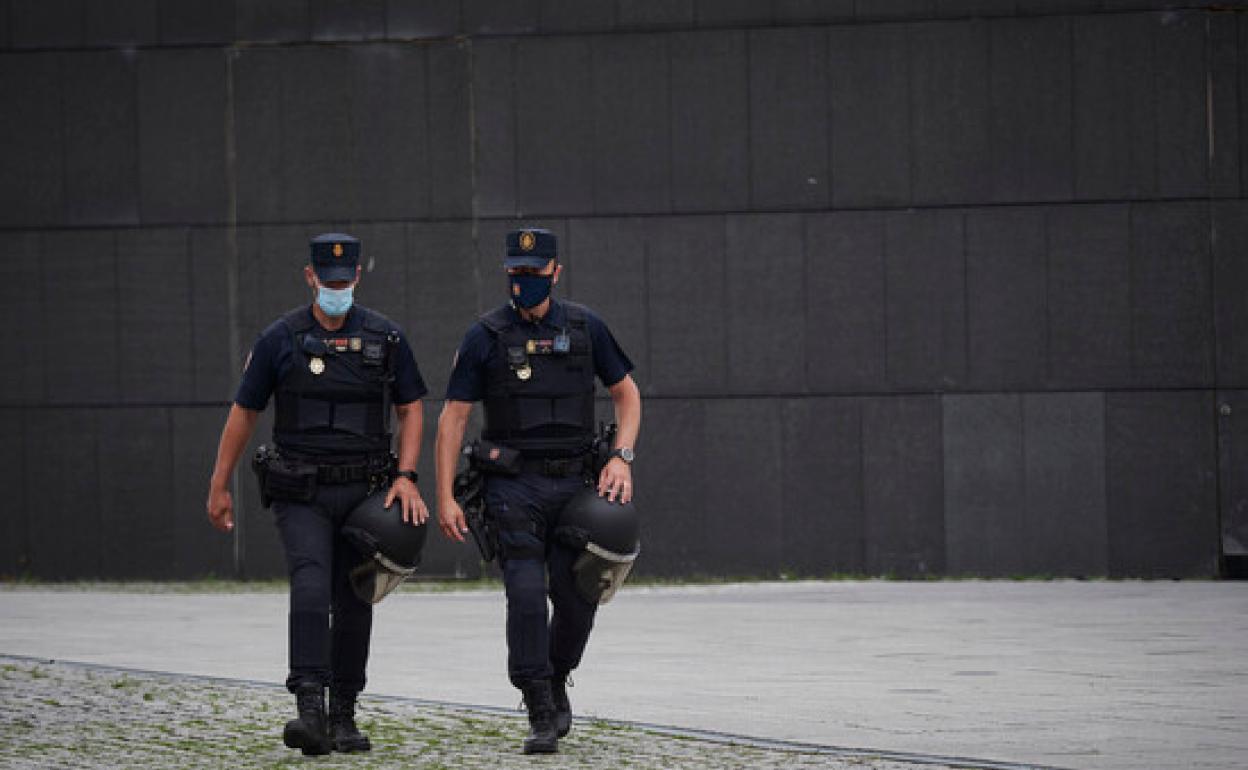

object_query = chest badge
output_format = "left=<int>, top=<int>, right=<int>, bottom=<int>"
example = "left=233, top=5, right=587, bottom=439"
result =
left=309, top=356, right=326, bottom=375
left=516, top=364, right=533, bottom=381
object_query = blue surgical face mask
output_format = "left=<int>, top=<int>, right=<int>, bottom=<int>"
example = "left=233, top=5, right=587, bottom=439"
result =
left=509, top=273, right=553, bottom=310
left=316, top=284, right=354, bottom=317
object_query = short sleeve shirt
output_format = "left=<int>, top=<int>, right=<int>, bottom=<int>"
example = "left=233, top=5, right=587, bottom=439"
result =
left=445, top=300, right=633, bottom=402
left=234, top=305, right=427, bottom=411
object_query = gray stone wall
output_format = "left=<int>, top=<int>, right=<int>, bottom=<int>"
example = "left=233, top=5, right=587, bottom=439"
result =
left=2, top=0, right=1245, bottom=579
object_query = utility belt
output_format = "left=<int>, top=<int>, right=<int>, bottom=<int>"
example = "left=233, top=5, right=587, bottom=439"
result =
left=519, top=455, right=589, bottom=477
left=453, top=439, right=589, bottom=564
left=460, top=441, right=590, bottom=479
left=454, top=426, right=617, bottom=564
left=252, top=444, right=395, bottom=508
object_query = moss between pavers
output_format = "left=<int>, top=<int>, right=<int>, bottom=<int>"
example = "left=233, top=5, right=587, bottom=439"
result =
left=0, top=657, right=955, bottom=770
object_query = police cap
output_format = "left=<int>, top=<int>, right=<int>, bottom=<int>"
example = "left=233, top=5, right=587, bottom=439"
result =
left=504, top=228, right=557, bottom=269
left=310, top=233, right=361, bottom=282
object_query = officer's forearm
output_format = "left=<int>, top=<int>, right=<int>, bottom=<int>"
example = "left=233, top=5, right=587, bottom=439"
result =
left=394, top=401, right=423, bottom=472
left=435, top=403, right=471, bottom=505
left=210, top=404, right=260, bottom=490
left=608, top=376, right=642, bottom=451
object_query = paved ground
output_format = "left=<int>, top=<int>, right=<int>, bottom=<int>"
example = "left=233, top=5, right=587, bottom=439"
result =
left=0, top=656, right=946, bottom=770
left=1, top=581, right=1245, bottom=770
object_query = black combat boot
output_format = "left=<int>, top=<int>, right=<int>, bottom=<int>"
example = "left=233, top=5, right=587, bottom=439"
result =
left=551, top=674, right=572, bottom=738
left=328, top=691, right=372, bottom=753
left=283, top=684, right=333, bottom=756
left=520, top=679, right=558, bottom=754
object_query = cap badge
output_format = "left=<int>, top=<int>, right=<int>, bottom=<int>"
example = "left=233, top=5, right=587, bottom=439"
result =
left=519, top=231, right=536, bottom=252
left=332, top=243, right=343, bottom=258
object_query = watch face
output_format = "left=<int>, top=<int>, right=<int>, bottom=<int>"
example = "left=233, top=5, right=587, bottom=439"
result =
left=620, top=447, right=635, bottom=463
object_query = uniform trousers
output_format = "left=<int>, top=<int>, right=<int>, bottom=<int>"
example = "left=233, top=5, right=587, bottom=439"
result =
left=485, top=472, right=599, bottom=688
left=273, top=480, right=373, bottom=695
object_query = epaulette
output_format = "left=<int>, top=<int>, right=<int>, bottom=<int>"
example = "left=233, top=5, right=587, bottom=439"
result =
left=480, top=304, right=516, bottom=335
left=280, top=306, right=316, bottom=334
left=561, top=301, right=589, bottom=327
left=353, top=305, right=393, bottom=335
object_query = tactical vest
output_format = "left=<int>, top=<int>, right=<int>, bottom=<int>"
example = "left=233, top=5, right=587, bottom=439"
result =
left=273, top=306, right=396, bottom=458
left=480, top=302, right=596, bottom=457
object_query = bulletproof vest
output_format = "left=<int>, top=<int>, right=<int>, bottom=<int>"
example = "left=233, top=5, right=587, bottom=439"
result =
left=273, top=306, right=396, bottom=458
left=480, top=302, right=596, bottom=457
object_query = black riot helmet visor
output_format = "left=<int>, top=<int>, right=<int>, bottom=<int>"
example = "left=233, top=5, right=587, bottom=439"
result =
left=554, top=487, right=640, bottom=604
left=341, top=490, right=428, bottom=604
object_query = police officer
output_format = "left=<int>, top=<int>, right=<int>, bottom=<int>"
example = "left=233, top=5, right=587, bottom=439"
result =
left=434, top=228, right=642, bottom=754
left=205, top=233, right=429, bottom=756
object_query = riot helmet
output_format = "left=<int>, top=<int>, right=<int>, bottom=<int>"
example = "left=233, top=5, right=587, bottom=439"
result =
left=341, top=490, right=428, bottom=604
left=554, top=487, right=640, bottom=604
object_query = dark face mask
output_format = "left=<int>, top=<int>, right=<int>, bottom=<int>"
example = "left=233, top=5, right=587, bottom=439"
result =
left=509, top=273, right=553, bottom=309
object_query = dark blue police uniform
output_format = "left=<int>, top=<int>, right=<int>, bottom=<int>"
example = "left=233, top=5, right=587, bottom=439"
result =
left=447, top=281, right=633, bottom=688
left=238, top=235, right=426, bottom=698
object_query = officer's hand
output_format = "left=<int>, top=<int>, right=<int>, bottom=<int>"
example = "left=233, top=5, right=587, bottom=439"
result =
left=386, top=477, right=429, bottom=526
left=206, top=485, right=234, bottom=533
left=438, top=499, right=469, bottom=543
left=597, top=457, right=633, bottom=504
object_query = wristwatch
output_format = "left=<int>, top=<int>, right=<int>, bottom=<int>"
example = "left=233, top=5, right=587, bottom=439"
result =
left=396, top=470, right=419, bottom=484
left=609, top=447, right=635, bottom=464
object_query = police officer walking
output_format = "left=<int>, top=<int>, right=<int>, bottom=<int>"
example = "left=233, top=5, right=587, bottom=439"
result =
left=434, top=228, right=642, bottom=754
left=206, top=233, right=429, bottom=756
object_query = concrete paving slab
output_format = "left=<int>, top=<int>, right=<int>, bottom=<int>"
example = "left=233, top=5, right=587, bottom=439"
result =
left=1, top=581, right=1245, bottom=770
